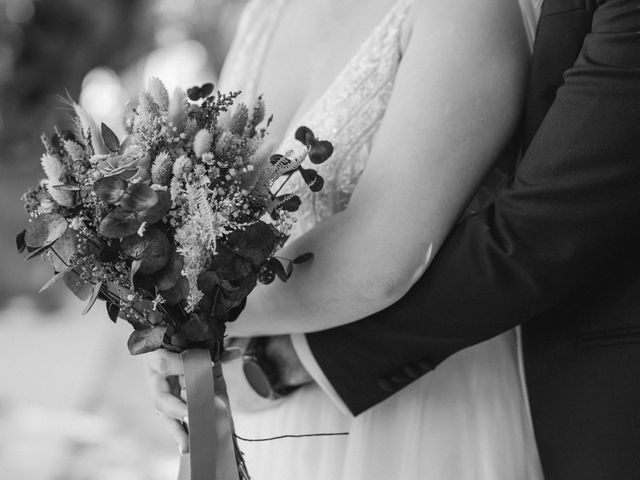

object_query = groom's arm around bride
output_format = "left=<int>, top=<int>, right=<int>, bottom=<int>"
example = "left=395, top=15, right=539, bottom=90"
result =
left=288, top=1, right=640, bottom=478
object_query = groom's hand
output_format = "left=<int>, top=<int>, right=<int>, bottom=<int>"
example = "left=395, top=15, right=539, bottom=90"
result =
left=264, top=335, right=313, bottom=388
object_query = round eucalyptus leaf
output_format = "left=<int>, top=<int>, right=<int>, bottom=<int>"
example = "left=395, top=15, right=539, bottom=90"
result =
left=25, top=213, right=68, bottom=248
left=94, top=176, right=128, bottom=204
left=120, top=183, right=158, bottom=211
left=159, top=277, right=189, bottom=305
left=98, top=208, right=141, bottom=238
left=309, top=140, right=334, bottom=164
left=139, top=190, right=171, bottom=225
left=155, top=251, right=185, bottom=291
left=121, top=227, right=171, bottom=274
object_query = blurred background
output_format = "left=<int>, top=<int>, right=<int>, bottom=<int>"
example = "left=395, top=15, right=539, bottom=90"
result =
left=0, top=0, right=246, bottom=477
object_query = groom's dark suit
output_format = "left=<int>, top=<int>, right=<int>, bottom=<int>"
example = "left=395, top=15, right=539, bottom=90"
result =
left=304, top=0, right=640, bottom=478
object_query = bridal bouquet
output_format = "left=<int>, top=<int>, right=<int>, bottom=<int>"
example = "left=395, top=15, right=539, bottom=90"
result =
left=17, top=78, right=333, bottom=480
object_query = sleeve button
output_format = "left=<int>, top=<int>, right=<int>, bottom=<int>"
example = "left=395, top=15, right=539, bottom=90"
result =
left=417, top=360, right=434, bottom=372
left=402, top=365, right=421, bottom=379
left=377, top=379, right=395, bottom=392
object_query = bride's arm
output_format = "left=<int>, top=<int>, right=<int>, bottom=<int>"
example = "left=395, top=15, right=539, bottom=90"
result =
left=228, top=0, right=529, bottom=337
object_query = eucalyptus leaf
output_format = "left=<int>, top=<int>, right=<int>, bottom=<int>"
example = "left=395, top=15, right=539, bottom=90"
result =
left=120, top=183, right=158, bottom=212
left=101, top=122, right=121, bottom=153
left=159, top=277, right=189, bottom=305
left=106, top=302, right=119, bottom=323
left=16, top=230, right=26, bottom=254
left=82, top=281, right=103, bottom=315
left=139, top=190, right=171, bottom=224
left=224, top=221, right=282, bottom=266
left=63, top=270, right=93, bottom=301
left=155, top=251, right=184, bottom=291
left=94, top=176, right=128, bottom=204
left=43, top=227, right=77, bottom=271
left=309, top=174, right=324, bottom=192
left=25, top=213, right=68, bottom=248
left=294, top=126, right=314, bottom=147
left=293, top=252, right=314, bottom=264
left=200, top=83, right=214, bottom=97
left=121, top=228, right=171, bottom=274
left=127, top=325, right=169, bottom=355
left=278, top=195, right=301, bottom=212
left=98, top=208, right=141, bottom=238
left=309, top=139, right=334, bottom=165
left=266, top=257, right=288, bottom=282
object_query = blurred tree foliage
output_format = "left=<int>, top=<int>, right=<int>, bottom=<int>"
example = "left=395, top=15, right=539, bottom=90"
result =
left=0, top=0, right=154, bottom=168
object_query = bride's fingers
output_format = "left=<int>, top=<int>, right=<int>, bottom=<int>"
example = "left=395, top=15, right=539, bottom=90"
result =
left=158, top=414, right=189, bottom=454
left=151, top=374, right=188, bottom=421
left=145, top=349, right=184, bottom=376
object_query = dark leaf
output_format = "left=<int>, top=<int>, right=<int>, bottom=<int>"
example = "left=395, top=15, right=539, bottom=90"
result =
left=200, top=83, right=214, bottom=97
left=82, top=281, right=103, bottom=315
left=63, top=270, right=93, bottom=301
left=98, top=208, right=141, bottom=238
left=101, top=123, right=121, bottom=153
left=197, top=270, right=220, bottom=293
left=98, top=245, right=119, bottom=263
left=299, top=167, right=318, bottom=185
left=127, top=326, right=169, bottom=355
left=309, top=140, right=334, bottom=164
left=187, top=86, right=201, bottom=101
left=159, top=277, right=189, bottom=305
left=139, top=190, right=171, bottom=224
left=181, top=313, right=209, bottom=342
left=293, top=252, right=314, bottom=264
left=223, top=221, right=282, bottom=266
left=120, top=183, right=158, bottom=212
left=266, top=257, right=288, bottom=282
left=147, top=309, right=164, bottom=326
left=121, top=228, right=171, bottom=274
left=16, top=230, right=26, bottom=254
left=106, top=302, right=119, bottom=323
left=294, top=126, right=315, bottom=147
left=227, top=297, right=247, bottom=323
left=94, top=176, right=128, bottom=204
left=25, top=213, right=68, bottom=248
left=309, top=174, right=324, bottom=192
left=155, top=251, right=184, bottom=291
left=278, top=195, right=301, bottom=212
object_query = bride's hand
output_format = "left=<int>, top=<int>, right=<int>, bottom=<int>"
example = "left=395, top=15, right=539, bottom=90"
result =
left=143, top=349, right=189, bottom=454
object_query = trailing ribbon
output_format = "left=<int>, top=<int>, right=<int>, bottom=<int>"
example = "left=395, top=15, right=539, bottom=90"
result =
left=178, top=349, right=241, bottom=480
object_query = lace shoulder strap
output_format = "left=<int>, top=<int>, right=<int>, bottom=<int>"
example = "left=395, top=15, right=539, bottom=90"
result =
left=217, top=0, right=287, bottom=98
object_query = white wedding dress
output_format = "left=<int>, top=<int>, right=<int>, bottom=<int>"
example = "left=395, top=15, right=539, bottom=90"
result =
left=219, top=0, right=544, bottom=478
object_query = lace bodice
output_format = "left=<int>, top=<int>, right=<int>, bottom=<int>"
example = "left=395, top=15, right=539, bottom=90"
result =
left=219, top=0, right=415, bottom=236
left=219, top=0, right=542, bottom=237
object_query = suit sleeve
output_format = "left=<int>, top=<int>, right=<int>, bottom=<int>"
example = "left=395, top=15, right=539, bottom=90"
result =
left=305, top=0, right=640, bottom=415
